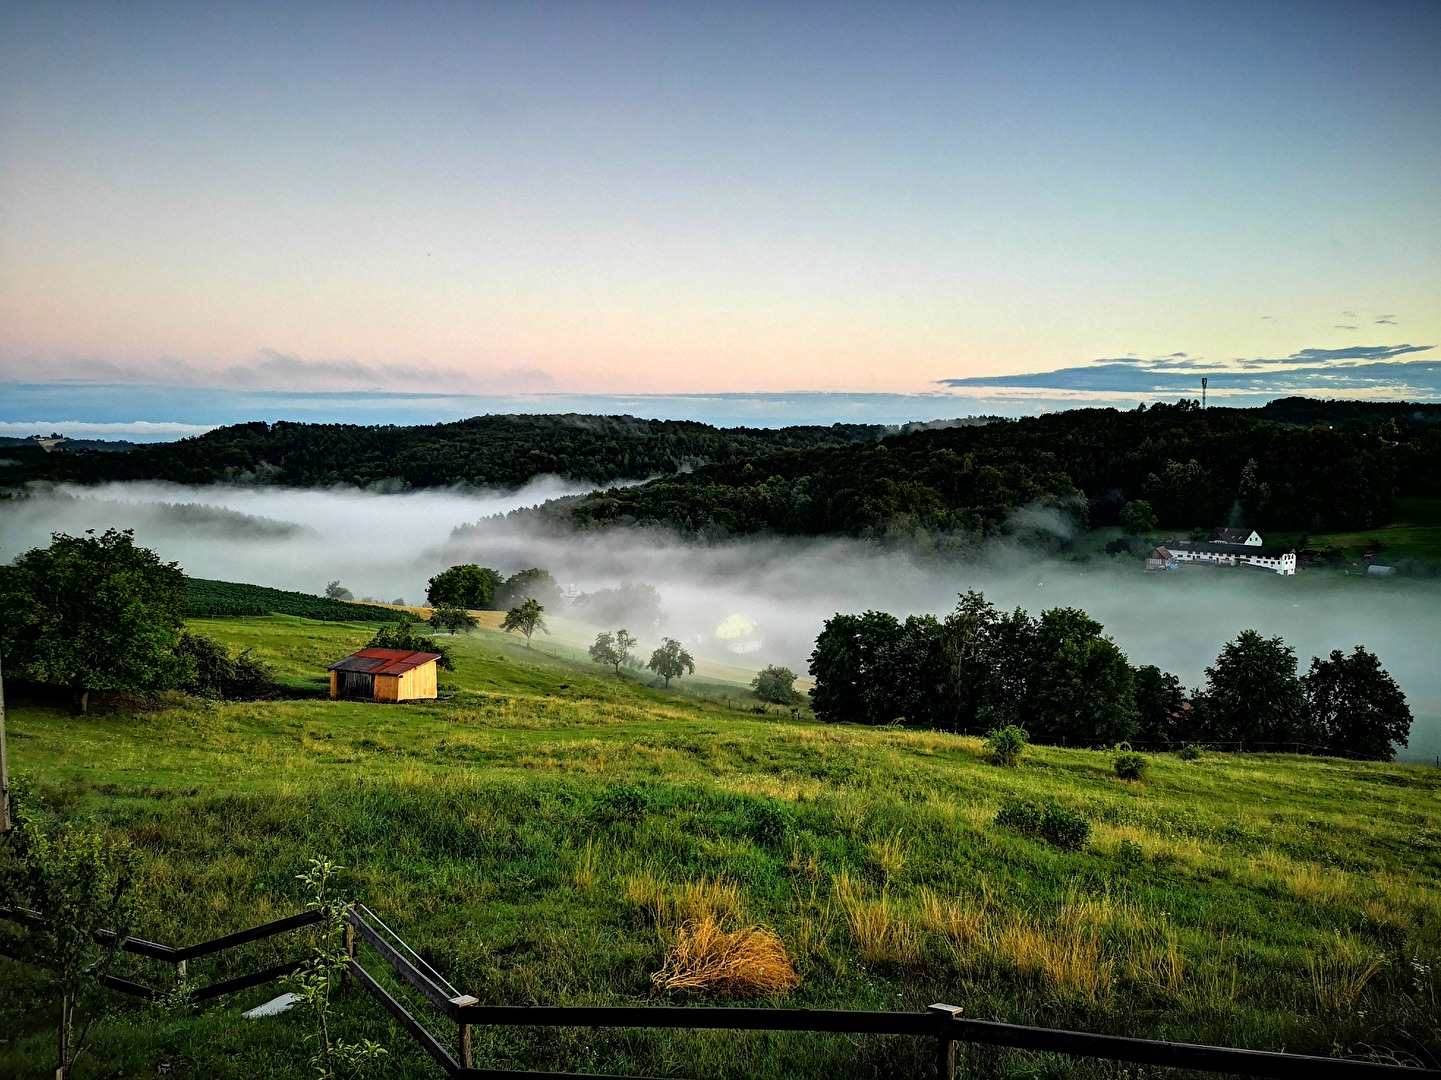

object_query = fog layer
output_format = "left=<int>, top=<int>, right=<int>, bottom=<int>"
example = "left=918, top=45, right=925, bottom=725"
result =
left=3, top=482, right=1437, bottom=762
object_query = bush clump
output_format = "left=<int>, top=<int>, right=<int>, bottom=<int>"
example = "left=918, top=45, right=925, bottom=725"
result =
left=176, top=631, right=276, bottom=701
left=995, top=799, right=1091, bottom=851
left=1177, top=743, right=1202, bottom=761
left=984, top=725, right=1028, bottom=767
left=1112, top=744, right=1148, bottom=781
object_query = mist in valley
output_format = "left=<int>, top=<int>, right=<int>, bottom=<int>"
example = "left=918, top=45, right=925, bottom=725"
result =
left=3, top=480, right=1438, bottom=762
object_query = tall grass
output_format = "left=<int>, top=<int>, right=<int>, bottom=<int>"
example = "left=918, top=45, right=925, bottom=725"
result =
left=2, top=615, right=1439, bottom=1078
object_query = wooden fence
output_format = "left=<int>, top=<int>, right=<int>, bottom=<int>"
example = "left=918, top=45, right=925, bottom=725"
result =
left=3, top=903, right=1438, bottom=1080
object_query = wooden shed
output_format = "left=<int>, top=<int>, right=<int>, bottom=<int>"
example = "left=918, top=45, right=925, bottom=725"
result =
left=327, top=648, right=440, bottom=702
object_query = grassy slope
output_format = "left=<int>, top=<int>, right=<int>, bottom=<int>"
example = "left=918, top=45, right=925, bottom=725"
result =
left=3, top=617, right=1440, bottom=1080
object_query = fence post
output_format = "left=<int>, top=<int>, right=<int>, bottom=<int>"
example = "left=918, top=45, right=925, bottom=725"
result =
left=451, top=995, right=479, bottom=1068
left=928, top=1003, right=962, bottom=1080
left=343, top=910, right=356, bottom=985
left=175, top=960, right=187, bottom=987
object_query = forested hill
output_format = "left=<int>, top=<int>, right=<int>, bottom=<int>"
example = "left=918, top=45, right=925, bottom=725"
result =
left=534, top=398, right=1441, bottom=541
left=0, top=414, right=887, bottom=489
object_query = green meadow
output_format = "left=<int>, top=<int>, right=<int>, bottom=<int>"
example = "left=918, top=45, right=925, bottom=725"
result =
left=3, top=615, right=1440, bottom=1079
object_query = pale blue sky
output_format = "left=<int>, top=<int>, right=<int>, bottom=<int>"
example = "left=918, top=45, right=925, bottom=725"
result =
left=2, top=1, right=1437, bottom=408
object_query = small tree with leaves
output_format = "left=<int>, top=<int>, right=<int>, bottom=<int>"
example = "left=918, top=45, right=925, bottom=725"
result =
left=647, top=638, right=696, bottom=688
left=367, top=616, right=453, bottom=669
left=751, top=665, right=802, bottom=706
left=325, top=580, right=355, bottom=601
left=287, top=858, right=386, bottom=1080
left=0, top=798, right=140, bottom=1079
left=1119, top=499, right=1158, bottom=535
left=428, top=605, right=478, bottom=636
left=500, top=598, right=548, bottom=648
left=589, top=629, right=638, bottom=676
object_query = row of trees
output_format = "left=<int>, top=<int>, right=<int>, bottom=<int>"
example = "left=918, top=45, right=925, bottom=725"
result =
left=588, top=630, right=696, bottom=687
left=543, top=399, right=1441, bottom=541
left=5, top=414, right=885, bottom=489
left=425, top=564, right=562, bottom=611
left=808, top=591, right=1413, bottom=760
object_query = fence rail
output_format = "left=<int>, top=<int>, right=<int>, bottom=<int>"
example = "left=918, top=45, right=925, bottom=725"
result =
left=3, top=904, right=1437, bottom=1080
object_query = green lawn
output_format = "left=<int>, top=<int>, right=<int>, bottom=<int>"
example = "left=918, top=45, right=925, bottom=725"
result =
left=3, top=616, right=1440, bottom=1079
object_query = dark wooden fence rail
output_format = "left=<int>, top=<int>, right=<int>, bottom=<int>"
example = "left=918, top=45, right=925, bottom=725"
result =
left=4, top=904, right=1438, bottom=1080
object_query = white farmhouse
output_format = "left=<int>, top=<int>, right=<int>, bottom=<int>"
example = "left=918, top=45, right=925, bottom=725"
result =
left=1148, top=531, right=1296, bottom=575
left=1208, top=528, right=1263, bottom=546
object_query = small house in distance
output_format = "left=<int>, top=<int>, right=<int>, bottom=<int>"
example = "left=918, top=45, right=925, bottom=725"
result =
left=328, top=648, right=440, bottom=702
left=1208, top=528, right=1262, bottom=546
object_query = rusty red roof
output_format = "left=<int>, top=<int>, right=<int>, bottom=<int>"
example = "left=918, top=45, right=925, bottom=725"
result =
left=327, top=648, right=442, bottom=676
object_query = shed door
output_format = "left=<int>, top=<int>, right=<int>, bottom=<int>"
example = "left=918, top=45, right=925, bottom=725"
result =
left=337, top=670, right=375, bottom=698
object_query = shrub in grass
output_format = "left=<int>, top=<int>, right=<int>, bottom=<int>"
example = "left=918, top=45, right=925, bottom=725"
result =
left=1177, top=743, right=1202, bottom=761
left=1040, top=805, right=1091, bottom=850
left=595, top=784, right=652, bottom=823
left=1112, top=744, right=1148, bottom=781
left=995, top=799, right=1091, bottom=851
left=984, top=725, right=1029, bottom=767
left=995, top=799, right=1045, bottom=836
left=651, top=917, right=800, bottom=997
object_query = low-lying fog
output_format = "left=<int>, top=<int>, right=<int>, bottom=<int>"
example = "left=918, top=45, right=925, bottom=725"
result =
left=3, top=480, right=1438, bottom=762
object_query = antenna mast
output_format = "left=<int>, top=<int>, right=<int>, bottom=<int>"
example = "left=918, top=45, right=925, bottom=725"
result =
left=1201, top=377, right=1207, bottom=410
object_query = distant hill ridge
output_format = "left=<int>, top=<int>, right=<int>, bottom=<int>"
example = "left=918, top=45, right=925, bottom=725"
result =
left=0, top=413, right=891, bottom=489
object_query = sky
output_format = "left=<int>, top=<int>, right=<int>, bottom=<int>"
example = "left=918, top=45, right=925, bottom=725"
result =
left=2, top=1, right=1439, bottom=429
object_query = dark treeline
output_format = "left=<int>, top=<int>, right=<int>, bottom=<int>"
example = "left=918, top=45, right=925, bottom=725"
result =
left=549, top=398, right=1441, bottom=540
left=808, top=591, right=1413, bottom=760
left=0, top=414, right=886, bottom=489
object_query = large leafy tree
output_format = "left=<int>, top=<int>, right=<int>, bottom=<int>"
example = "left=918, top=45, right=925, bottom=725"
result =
left=0, top=529, right=186, bottom=713
left=496, top=568, right=563, bottom=610
left=1024, top=607, right=1137, bottom=745
left=1198, top=630, right=1308, bottom=748
left=808, top=610, right=903, bottom=724
left=425, top=564, right=501, bottom=609
left=1305, top=646, right=1412, bottom=760
left=1132, top=664, right=1190, bottom=748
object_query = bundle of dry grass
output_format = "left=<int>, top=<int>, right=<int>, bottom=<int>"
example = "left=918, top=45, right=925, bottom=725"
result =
left=651, top=916, right=801, bottom=998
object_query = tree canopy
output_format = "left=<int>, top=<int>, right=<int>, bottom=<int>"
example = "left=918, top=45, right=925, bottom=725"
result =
left=647, top=638, right=695, bottom=688
left=806, top=590, right=1409, bottom=760
left=428, top=605, right=478, bottom=636
left=367, top=617, right=454, bottom=669
left=589, top=629, right=638, bottom=676
left=751, top=665, right=803, bottom=706
left=0, top=529, right=186, bottom=712
left=500, top=599, right=548, bottom=648
left=425, top=564, right=501, bottom=609
left=1198, top=630, right=1307, bottom=748
left=1305, top=647, right=1412, bottom=760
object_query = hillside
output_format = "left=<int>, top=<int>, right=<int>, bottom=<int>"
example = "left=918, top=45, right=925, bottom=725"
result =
left=182, top=577, right=409, bottom=621
left=535, top=399, right=1441, bottom=542
left=0, top=414, right=886, bottom=490
left=3, top=615, right=1438, bottom=1079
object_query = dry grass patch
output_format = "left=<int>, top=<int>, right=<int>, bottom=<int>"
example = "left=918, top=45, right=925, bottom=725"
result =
left=834, top=869, right=922, bottom=969
left=652, top=917, right=801, bottom=997
left=867, top=830, right=909, bottom=882
left=625, top=873, right=746, bottom=928
left=1309, top=933, right=1386, bottom=1014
